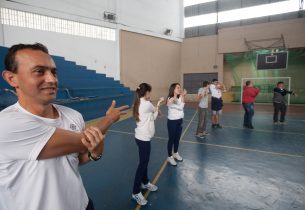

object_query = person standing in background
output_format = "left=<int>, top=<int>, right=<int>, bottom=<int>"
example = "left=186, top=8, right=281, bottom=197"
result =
left=210, top=79, right=225, bottom=128
left=196, top=81, right=210, bottom=138
left=166, top=83, right=187, bottom=166
left=242, top=80, right=260, bottom=129
left=273, top=81, right=296, bottom=125
left=131, top=83, right=164, bottom=206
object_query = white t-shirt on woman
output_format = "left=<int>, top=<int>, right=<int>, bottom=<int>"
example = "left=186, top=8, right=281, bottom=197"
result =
left=135, top=98, right=158, bottom=141
left=167, top=97, right=185, bottom=120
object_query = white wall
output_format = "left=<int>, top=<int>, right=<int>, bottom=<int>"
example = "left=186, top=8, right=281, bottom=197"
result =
left=117, top=0, right=184, bottom=40
left=0, top=0, right=120, bottom=79
left=0, top=0, right=183, bottom=40
left=1, top=24, right=120, bottom=79
left=0, top=0, right=183, bottom=81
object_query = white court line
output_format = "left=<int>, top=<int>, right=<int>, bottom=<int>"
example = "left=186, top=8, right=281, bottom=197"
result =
left=108, top=129, right=305, bottom=159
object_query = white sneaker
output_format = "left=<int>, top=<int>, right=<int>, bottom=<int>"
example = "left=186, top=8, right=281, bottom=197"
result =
left=167, top=156, right=177, bottom=166
left=141, top=182, right=158, bottom=191
left=173, top=152, right=183, bottom=162
left=132, top=192, right=147, bottom=206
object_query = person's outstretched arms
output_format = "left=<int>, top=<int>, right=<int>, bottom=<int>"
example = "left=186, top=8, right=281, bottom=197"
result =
left=38, top=101, right=129, bottom=160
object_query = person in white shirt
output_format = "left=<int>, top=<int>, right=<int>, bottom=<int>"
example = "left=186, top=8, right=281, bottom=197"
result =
left=0, top=43, right=128, bottom=210
left=132, top=83, right=164, bottom=206
left=209, top=79, right=225, bottom=128
left=166, top=83, right=187, bottom=166
left=196, top=81, right=210, bottom=138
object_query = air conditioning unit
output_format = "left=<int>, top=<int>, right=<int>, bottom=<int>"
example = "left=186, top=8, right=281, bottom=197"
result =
left=104, top=12, right=116, bottom=22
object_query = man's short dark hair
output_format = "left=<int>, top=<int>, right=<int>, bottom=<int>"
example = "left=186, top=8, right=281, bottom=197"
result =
left=277, top=81, right=284, bottom=85
left=202, top=81, right=209, bottom=87
left=245, top=80, right=251, bottom=86
left=4, top=43, right=49, bottom=73
left=212, top=79, right=218, bottom=82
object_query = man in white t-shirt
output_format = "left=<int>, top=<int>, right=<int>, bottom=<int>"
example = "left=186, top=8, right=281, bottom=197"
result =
left=196, top=81, right=209, bottom=138
left=0, top=43, right=128, bottom=210
left=209, top=79, right=225, bottom=128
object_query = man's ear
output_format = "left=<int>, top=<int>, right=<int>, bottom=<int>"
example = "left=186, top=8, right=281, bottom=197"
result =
left=2, top=70, right=18, bottom=88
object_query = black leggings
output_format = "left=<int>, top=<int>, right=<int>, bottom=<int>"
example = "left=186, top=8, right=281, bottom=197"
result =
left=86, top=198, right=94, bottom=210
left=133, top=139, right=151, bottom=194
left=167, top=119, right=183, bottom=157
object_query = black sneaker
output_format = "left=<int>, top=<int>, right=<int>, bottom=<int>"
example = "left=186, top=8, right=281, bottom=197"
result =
left=248, top=125, right=254, bottom=129
left=216, top=124, right=222, bottom=128
left=212, top=124, right=216, bottom=128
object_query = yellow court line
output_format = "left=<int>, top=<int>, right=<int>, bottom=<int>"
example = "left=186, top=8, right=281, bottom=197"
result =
left=108, top=129, right=305, bottom=159
left=135, top=110, right=198, bottom=210
left=134, top=160, right=168, bottom=210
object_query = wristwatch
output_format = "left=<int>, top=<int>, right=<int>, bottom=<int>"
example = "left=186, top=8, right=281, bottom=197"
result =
left=88, top=151, right=102, bottom=161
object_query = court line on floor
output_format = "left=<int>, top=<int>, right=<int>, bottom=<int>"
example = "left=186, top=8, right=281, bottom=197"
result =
left=134, top=110, right=198, bottom=210
left=222, top=125, right=305, bottom=136
left=179, top=119, right=305, bottom=136
left=108, top=130, right=305, bottom=159
left=180, top=139, right=305, bottom=159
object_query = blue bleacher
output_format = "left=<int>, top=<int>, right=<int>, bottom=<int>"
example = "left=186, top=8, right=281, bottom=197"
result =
left=0, top=46, right=132, bottom=120
left=0, top=88, right=18, bottom=110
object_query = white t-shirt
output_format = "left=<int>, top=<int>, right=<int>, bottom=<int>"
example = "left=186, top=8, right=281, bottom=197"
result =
left=210, top=84, right=222, bottom=99
left=198, top=87, right=209, bottom=108
left=135, top=98, right=158, bottom=141
left=167, top=97, right=185, bottom=120
left=0, top=102, right=88, bottom=210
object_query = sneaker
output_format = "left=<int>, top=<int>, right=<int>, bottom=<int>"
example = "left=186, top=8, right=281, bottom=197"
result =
left=167, top=156, right=177, bottom=166
left=173, top=152, right=183, bottom=162
left=202, top=131, right=209, bottom=135
left=196, top=133, right=205, bottom=139
left=216, top=124, right=222, bottom=128
left=248, top=125, right=254, bottom=129
left=132, top=192, right=147, bottom=206
left=273, top=122, right=279, bottom=125
left=212, top=124, right=216, bottom=128
left=279, top=121, right=287, bottom=125
left=141, top=182, right=158, bottom=192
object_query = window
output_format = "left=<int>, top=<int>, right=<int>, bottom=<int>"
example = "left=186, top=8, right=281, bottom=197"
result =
left=184, top=0, right=304, bottom=28
left=0, top=7, right=116, bottom=41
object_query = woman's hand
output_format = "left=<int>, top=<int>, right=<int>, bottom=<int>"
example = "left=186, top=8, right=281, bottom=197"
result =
left=157, top=97, right=165, bottom=107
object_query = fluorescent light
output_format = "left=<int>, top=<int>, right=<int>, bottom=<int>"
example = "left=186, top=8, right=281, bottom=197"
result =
left=184, top=0, right=303, bottom=28
left=218, top=0, right=300, bottom=23
left=184, top=0, right=217, bottom=7
left=184, top=13, right=217, bottom=27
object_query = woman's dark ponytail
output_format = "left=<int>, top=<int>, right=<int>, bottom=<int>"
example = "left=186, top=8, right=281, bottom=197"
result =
left=133, top=83, right=152, bottom=122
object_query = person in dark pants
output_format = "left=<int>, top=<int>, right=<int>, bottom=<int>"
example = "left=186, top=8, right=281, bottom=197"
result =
left=166, top=83, right=187, bottom=166
left=209, top=79, right=225, bottom=128
left=242, top=80, right=260, bottom=129
left=273, top=81, right=296, bottom=125
left=132, top=83, right=164, bottom=206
